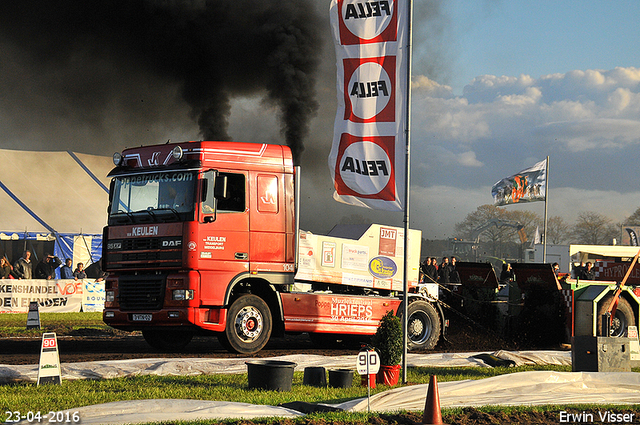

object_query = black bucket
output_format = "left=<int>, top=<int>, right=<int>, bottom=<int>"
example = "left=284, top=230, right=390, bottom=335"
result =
left=303, top=366, right=327, bottom=387
left=246, top=360, right=297, bottom=391
left=328, top=368, right=354, bottom=388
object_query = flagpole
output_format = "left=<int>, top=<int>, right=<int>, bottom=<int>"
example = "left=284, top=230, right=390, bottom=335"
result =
left=543, top=156, right=549, bottom=262
left=402, top=0, right=414, bottom=385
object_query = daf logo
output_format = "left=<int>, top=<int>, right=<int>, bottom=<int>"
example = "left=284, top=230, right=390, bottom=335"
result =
left=162, top=239, right=181, bottom=247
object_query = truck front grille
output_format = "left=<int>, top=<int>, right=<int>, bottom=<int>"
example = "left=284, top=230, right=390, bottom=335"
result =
left=118, top=274, right=165, bottom=310
left=105, top=236, right=182, bottom=270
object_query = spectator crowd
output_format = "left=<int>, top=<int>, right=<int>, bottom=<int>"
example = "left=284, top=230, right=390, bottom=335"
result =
left=0, top=250, right=105, bottom=281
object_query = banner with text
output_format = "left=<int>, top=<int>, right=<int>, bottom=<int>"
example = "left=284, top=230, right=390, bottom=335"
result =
left=492, top=159, right=547, bottom=206
left=328, top=0, right=408, bottom=211
left=0, top=279, right=104, bottom=313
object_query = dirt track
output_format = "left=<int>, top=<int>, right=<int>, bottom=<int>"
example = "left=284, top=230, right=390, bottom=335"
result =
left=0, top=313, right=523, bottom=365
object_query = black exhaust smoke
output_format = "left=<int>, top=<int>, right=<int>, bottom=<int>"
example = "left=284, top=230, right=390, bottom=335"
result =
left=0, top=0, right=322, bottom=163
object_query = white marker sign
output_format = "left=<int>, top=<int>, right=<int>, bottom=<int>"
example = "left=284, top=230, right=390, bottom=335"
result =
left=356, top=349, right=380, bottom=375
left=37, top=332, right=61, bottom=385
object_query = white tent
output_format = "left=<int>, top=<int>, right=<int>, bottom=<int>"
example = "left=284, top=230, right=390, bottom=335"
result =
left=0, top=149, right=112, bottom=266
left=0, top=149, right=111, bottom=233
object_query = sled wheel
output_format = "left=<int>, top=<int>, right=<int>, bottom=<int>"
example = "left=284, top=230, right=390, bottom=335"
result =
left=597, top=295, right=636, bottom=337
left=405, top=301, right=441, bottom=350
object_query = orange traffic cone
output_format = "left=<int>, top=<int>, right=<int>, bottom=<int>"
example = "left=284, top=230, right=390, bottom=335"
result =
left=422, top=374, right=444, bottom=424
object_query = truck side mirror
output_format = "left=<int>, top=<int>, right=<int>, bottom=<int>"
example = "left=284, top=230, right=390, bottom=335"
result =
left=214, top=175, right=228, bottom=199
left=201, top=171, right=216, bottom=222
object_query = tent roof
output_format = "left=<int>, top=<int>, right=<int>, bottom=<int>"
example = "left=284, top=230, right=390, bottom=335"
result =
left=0, top=149, right=112, bottom=234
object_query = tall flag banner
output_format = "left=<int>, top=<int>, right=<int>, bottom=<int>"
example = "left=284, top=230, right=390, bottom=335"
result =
left=328, top=0, right=408, bottom=211
left=491, top=159, right=547, bottom=206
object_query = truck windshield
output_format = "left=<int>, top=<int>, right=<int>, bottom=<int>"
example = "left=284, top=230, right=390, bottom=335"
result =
left=109, top=171, right=196, bottom=224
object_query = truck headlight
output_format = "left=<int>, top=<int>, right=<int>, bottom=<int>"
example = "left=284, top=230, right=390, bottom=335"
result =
left=172, top=145, right=184, bottom=160
left=113, top=152, right=123, bottom=166
left=106, top=290, right=115, bottom=303
left=172, top=289, right=194, bottom=301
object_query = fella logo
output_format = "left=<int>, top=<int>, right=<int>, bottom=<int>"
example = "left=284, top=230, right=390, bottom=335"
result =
left=343, top=57, right=395, bottom=123
left=338, top=0, right=397, bottom=45
left=334, top=133, right=396, bottom=200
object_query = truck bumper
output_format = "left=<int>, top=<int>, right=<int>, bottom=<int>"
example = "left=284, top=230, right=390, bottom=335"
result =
left=103, top=308, right=193, bottom=331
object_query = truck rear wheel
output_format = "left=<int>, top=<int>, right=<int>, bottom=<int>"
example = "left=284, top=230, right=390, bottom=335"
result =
left=218, top=294, right=272, bottom=354
left=405, top=301, right=441, bottom=350
left=597, top=295, right=636, bottom=337
left=142, top=328, right=193, bottom=351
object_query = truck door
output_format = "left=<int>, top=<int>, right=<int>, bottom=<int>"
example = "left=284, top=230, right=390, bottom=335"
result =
left=249, top=171, right=291, bottom=271
left=198, top=171, right=249, bottom=305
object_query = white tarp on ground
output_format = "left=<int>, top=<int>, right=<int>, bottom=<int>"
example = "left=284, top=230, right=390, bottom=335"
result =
left=339, top=371, right=640, bottom=411
left=15, top=371, right=640, bottom=425
left=0, top=351, right=571, bottom=383
left=5, top=350, right=577, bottom=424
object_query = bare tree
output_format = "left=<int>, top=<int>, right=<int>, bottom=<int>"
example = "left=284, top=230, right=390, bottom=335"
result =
left=454, top=204, right=536, bottom=258
left=571, top=211, right=618, bottom=245
left=509, top=210, right=539, bottom=243
left=546, top=216, right=571, bottom=244
left=624, top=207, right=640, bottom=226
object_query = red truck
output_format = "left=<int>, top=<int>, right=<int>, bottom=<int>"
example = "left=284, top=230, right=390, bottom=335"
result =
left=102, top=141, right=444, bottom=354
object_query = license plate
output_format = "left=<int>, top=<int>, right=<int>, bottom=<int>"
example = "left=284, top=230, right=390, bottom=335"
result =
left=132, top=314, right=152, bottom=322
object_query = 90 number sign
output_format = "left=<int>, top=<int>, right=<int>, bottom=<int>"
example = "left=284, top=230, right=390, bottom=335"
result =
left=42, top=337, right=57, bottom=349
left=356, top=350, right=380, bottom=375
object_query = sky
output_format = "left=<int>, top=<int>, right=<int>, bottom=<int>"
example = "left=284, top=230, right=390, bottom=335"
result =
left=0, top=1, right=639, bottom=241
left=405, top=0, right=640, bottom=239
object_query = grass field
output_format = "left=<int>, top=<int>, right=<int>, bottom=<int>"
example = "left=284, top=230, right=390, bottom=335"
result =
left=0, top=312, right=119, bottom=337
left=0, top=365, right=575, bottom=423
left=1, top=312, right=637, bottom=424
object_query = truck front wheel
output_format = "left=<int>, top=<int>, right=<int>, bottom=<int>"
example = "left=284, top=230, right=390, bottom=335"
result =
left=218, top=294, right=272, bottom=354
left=405, top=301, right=441, bottom=350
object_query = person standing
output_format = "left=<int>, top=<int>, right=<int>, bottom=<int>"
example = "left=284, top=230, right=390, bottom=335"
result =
left=73, top=262, right=87, bottom=280
left=449, top=256, right=460, bottom=283
left=438, top=257, right=450, bottom=284
left=420, top=258, right=429, bottom=283
left=60, top=258, right=74, bottom=279
left=13, top=251, right=33, bottom=280
left=35, top=253, right=61, bottom=280
left=0, top=257, right=12, bottom=279
left=500, top=263, right=514, bottom=286
left=583, top=262, right=596, bottom=280
left=425, top=257, right=438, bottom=283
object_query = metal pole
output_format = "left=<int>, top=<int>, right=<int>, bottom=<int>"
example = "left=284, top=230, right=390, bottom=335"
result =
left=402, top=0, right=414, bottom=385
left=294, top=166, right=301, bottom=273
left=543, top=156, right=549, bottom=262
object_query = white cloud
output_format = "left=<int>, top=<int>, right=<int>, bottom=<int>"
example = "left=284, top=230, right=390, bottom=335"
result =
left=412, top=75, right=454, bottom=99
left=411, top=66, right=640, bottom=154
left=406, top=67, right=640, bottom=238
left=533, top=119, right=640, bottom=151
left=457, top=151, right=484, bottom=167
